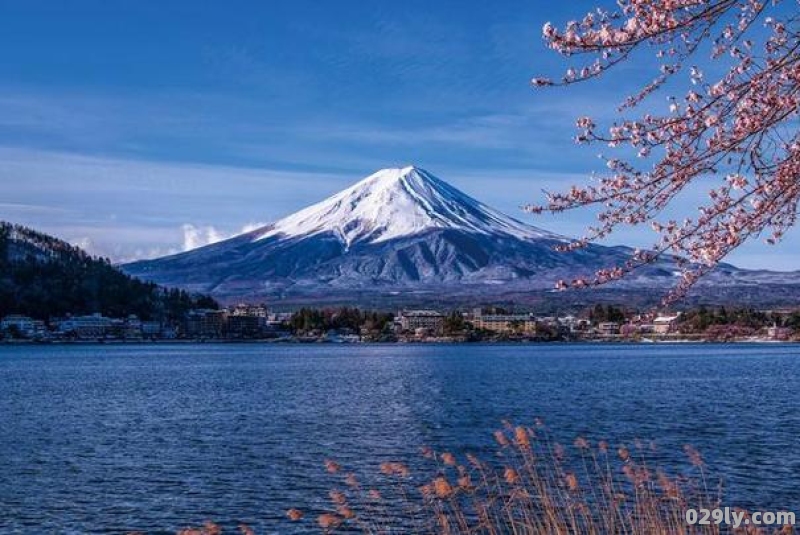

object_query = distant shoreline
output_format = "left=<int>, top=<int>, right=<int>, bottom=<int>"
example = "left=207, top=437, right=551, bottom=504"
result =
left=1, top=338, right=797, bottom=346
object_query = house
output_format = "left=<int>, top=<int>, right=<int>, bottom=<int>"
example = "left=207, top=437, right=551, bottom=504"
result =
left=653, top=314, right=681, bottom=334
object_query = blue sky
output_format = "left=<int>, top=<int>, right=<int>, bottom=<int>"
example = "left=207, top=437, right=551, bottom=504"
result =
left=0, top=0, right=797, bottom=269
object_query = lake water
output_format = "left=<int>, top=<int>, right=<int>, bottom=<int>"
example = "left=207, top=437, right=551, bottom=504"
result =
left=1, top=343, right=798, bottom=534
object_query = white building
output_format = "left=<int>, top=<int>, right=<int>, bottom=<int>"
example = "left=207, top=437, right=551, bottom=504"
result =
left=597, top=322, right=621, bottom=335
left=266, top=312, right=292, bottom=327
left=558, top=316, right=591, bottom=332
left=230, top=303, right=268, bottom=318
left=653, top=314, right=681, bottom=334
left=1, top=315, right=47, bottom=339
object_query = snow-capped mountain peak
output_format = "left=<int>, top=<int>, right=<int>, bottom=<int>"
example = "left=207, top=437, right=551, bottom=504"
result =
left=124, top=165, right=779, bottom=305
left=254, top=166, right=559, bottom=246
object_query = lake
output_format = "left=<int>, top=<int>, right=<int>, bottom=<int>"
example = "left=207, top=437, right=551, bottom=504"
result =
left=1, top=343, right=798, bottom=534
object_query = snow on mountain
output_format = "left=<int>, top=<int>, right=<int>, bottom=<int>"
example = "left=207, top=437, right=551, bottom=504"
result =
left=122, top=165, right=800, bottom=306
left=253, top=166, right=561, bottom=247
left=120, top=166, right=652, bottom=302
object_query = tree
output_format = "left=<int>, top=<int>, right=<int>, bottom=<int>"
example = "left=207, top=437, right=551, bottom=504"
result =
left=588, top=304, right=626, bottom=323
left=4, top=324, right=23, bottom=340
left=508, top=319, right=526, bottom=335
left=0, top=222, right=217, bottom=320
left=530, top=1, right=800, bottom=302
left=442, top=311, right=467, bottom=335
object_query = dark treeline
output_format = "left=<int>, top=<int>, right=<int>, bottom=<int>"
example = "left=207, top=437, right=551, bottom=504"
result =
left=678, top=306, right=800, bottom=332
left=0, top=222, right=217, bottom=321
left=588, top=304, right=626, bottom=323
left=289, top=307, right=394, bottom=334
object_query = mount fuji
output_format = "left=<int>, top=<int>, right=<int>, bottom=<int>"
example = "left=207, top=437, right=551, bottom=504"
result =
left=122, top=166, right=800, bottom=307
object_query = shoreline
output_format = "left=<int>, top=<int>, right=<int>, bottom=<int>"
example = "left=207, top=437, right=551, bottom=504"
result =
left=1, top=337, right=797, bottom=346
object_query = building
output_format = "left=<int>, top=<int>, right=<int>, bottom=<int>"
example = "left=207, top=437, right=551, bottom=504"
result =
left=472, top=312, right=536, bottom=334
left=266, top=312, right=292, bottom=328
left=57, top=314, right=107, bottom=338
left=230, top=303, right=268, bottom=319
left=57, top=314, right=115, bottom=339
left=559, top=316, right=591, bottom=332
left=653, top=314, right=681, bottom=334
left=1, top=315, right=47, bottom=339
left=141, top=321, right=162, bottom=338
left=637, top=323, right=656, bottom=334
left=767, top=325, right=793, bottom=340
left=597, top=322, right=621, bottom=335
left=474, top=314, right=537, bottom=333
left=536, top=316, right=558, bottom=327
left=185, top=309, right=227, bottom=338
left=397, top=310, right=445, bottom=334
left=226, top=303, right=268, bottom=337
left=123, top=315, right=143, bottom=339
left=227, top=314, right=262, bottom=338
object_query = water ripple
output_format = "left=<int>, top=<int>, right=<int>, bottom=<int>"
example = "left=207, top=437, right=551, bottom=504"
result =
left=0, top=343, right=798, bottom=533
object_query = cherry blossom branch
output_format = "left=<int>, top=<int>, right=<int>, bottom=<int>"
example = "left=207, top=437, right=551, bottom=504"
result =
left=530, top=0, right=800, bottom=301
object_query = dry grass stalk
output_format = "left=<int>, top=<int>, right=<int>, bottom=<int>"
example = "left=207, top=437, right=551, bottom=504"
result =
left=172, top=423, right=793, bottom=535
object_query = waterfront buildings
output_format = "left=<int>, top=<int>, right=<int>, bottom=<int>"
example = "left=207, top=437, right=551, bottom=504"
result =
left=0, top=315, right=47, bottom=339
left=184, top=309, right=227, bottom=338
left=57, top=314, right=116, bottom=338
left=597, top=322, right=621, bottom=335
left=397, top=310, right=445, bottom=334
left=471, top=311, right=537, bottom=334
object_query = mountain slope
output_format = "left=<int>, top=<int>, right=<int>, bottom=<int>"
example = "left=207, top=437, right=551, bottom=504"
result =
left=0, top=222, right=218, bottom=320
left=254, top=166, right=560, bottom=246
left=123, top=166, right=691, bottom=304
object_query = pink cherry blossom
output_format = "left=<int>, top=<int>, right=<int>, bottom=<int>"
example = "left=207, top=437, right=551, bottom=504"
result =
left=529, top=0, right=800, bottom=304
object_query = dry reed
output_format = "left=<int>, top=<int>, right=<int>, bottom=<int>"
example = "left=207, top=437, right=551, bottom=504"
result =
left=164, top=423, right=795, bottom=535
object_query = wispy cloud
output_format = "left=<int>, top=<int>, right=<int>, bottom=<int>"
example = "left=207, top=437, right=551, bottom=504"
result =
left=0, top=83, right=628, bottom=181
left=0, top=0, right=793, bottom=271
left=181, top=224, right=226, bottom=251
left=0, top=146, right=349, bottom=261
left=0, top=202, right=71, bottom=216
left=180, top=221, right=267, bottom=252
left=0, top=140, right=796, bottom=270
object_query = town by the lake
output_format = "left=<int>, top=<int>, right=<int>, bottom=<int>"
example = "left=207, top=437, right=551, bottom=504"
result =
left=3, top=304, right=798, bottom=344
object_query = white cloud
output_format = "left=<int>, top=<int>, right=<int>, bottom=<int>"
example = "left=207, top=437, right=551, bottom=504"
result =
left=240, top=221, right=268, bottom=234
left=69, top=236, right=94, bottom=253
left=181, top=224, right=226, bottom=251
left=180, top=221, right=268, bottom=252
left=0, top=146, right=351, bottom=261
